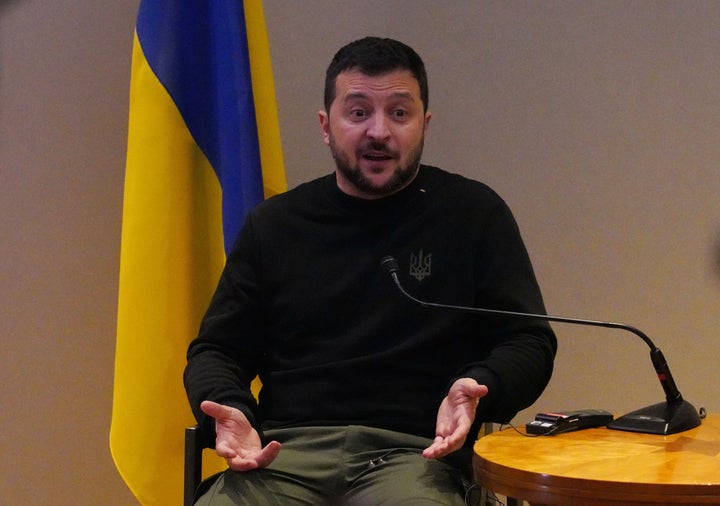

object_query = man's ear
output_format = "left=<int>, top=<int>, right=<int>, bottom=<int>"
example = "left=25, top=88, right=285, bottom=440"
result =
left=318, top=110, right=330, bottom=145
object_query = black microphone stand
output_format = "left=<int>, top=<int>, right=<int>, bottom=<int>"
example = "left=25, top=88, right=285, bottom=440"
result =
left=381, top=256, right=702, bottom=435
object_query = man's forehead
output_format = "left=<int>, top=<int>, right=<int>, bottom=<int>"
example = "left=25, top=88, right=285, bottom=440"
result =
left=335, top=69, right=420, bottom=100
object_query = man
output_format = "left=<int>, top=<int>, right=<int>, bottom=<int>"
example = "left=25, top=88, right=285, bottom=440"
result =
left=185, top=36, right=557, bottom=505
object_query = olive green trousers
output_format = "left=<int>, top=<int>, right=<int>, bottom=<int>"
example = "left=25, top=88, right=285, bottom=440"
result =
left=194, top=425, right=478, bottom=505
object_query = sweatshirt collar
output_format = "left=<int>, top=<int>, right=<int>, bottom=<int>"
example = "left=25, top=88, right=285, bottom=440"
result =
left=324, top=165, right=430, bottom=216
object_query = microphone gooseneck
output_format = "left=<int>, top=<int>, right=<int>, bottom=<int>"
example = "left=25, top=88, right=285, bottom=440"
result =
left=380, top=255, right=702, bottom=434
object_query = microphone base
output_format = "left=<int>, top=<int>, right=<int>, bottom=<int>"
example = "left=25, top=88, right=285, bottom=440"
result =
left=607, top=400, right=702, bottom=435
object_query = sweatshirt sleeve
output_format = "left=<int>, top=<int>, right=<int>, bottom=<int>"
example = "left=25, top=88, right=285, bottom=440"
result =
left=456, top=198, right=557, bottom=424
left=183, top=216, right=265, bottom=446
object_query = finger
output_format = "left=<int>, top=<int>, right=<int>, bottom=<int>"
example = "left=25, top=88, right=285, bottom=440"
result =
left=469, top=384, right=489, bottom=398
left=227, top=441, right=282, bottom=472
left=254, top=440, right=282, bottom=468
left=203, top=401, right=246, bottom=422
left=426, top=435, right=465, bottom=459
left=228, top=456, right=261, bottom=472
left=456, top=382, right=487, bottom=399
left=422, top=438, right=449, bottom=459
left=200, top=400, right=235, bottom=419
left=452, top=378, right=488, bottom=396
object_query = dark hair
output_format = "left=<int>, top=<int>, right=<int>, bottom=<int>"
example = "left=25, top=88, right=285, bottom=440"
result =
left=323, top=37, right=429, bottom=112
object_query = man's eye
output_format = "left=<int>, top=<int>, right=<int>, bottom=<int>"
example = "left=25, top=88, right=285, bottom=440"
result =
left=350, top=109, right=367, bottom=118
left=394, top=109, right=408, bottom=118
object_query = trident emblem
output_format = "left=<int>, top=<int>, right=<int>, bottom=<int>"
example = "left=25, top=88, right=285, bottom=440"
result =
left=409, top=250, right=432, bottom=281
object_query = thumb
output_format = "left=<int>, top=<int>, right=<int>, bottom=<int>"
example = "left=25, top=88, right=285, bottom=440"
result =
left=200, top=400, right=239, bottom=421
left=468, top=382, right=489, bottom=398
left=452, top=378, right=488, bottom=399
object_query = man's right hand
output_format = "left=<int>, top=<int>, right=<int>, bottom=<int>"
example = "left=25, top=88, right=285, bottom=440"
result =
left=200, top=400, right=282, bottom=471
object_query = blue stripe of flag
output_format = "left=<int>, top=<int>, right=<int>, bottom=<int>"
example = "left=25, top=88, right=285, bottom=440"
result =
left=136, top=0, right=264, bottom=253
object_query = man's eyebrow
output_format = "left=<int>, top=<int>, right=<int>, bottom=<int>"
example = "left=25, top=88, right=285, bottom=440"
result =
left=342, top=91, right=416, bottom=102
left=342, top=92, right=370, bottom=102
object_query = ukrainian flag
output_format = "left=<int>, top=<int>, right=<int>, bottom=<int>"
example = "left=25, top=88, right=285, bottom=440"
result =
left=110, top=1, right=286, bottom=503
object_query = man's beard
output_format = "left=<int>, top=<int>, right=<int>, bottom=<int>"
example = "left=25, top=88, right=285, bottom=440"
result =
left=329, top=137, right=424, bottom=198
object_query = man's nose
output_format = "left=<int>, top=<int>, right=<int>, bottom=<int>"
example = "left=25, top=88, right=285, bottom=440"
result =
left=366, top=113, right=391, bottom=140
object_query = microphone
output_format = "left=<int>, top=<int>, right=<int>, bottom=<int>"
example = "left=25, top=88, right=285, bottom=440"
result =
left=380, top=255, right=702, bottom=435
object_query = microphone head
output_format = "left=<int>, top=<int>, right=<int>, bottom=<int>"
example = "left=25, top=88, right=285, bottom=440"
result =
left=380, top=255, right=400, bottom=275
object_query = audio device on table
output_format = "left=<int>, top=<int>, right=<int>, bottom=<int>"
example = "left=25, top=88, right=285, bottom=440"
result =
left=525, top=409, right=614, bottom=435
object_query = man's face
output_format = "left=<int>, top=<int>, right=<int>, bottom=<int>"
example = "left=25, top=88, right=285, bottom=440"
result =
left=319, top=69, right=432, bottom=199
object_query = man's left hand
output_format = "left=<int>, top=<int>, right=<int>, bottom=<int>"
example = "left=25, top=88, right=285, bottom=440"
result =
left=422, top=378, right=488, bottom=459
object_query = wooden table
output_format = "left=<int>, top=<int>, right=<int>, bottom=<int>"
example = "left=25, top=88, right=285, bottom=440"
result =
left=473, top=413, right=720, bottom=505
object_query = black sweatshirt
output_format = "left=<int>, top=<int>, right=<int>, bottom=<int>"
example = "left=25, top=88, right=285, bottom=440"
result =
left=184, top=165, right=557, bottom=448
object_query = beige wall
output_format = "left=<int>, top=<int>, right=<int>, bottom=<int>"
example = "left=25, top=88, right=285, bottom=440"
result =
left=2, top=1, right=719, bottom=503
